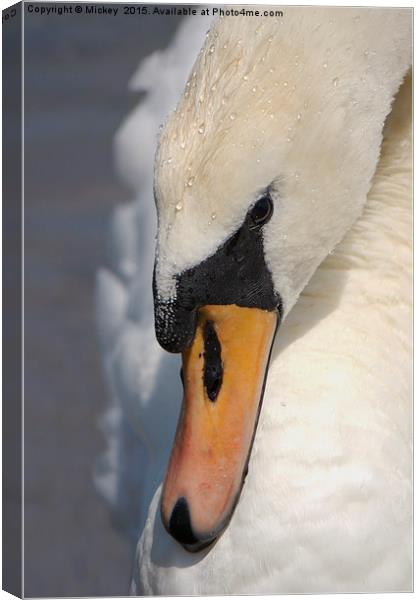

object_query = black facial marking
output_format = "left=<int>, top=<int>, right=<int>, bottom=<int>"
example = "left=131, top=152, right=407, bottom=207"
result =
left=203, top=321, right=223, bottom=402
left=154, top=191, right=282, bottom=353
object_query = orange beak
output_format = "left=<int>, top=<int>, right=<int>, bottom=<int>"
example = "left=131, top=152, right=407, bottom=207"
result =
left=161, top=304, right=278, bottom=551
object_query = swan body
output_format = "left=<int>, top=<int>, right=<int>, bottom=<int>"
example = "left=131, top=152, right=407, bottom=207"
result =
left=96, top=6, right=412, bottom=594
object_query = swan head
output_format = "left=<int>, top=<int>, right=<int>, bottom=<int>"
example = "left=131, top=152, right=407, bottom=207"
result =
left=152, top=11, right=410, bottom=551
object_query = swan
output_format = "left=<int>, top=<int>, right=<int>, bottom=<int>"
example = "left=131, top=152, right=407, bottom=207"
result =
left=97, top=6, right=412, bottom=594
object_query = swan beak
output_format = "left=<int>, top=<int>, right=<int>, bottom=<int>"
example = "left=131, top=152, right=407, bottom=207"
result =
left=161, top=304, right=278, bottom=552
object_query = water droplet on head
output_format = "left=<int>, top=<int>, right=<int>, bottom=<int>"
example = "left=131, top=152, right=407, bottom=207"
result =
left=268, top=36, right=273, bottom=43
left=323, top=62, right=328, bottom=69
left=230, top=112, right=237, bottom=120
left=180, top=141, right=185, bottom=149
left=283, top=81, right=288, bottom=87
left=187, top=176, right=195, bottom=187
left=211, top=84, right=217, bottom=92
left=269, top=67, right=275, bottom=73
left=252, top=86, right=257, bottom=93
left=211, top=212, right=217, bottom=220
left=175, top=202, right=183, bottom=212
left=209, top=44, right=215, bottom=54
left=269, top=113, right=275, bottom=119
left=333, top=77, right=339, bottom=87
left=198, top=123, right=205, bottom=134
left=167, top=157, right=172, bottom=164
left=297, top=113, right=302, bottom=121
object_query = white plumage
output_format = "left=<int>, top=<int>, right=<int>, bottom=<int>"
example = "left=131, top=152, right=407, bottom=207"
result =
left=96, top=7, right=412, bottom=594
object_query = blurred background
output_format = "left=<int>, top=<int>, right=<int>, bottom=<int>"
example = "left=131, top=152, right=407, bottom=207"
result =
left=24, top=5, right=184, bottom=596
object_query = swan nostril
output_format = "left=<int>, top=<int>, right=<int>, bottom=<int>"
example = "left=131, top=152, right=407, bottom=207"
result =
left=203, top=321, right=223, bottom=401
left=169, top=497, right=199, bottom=546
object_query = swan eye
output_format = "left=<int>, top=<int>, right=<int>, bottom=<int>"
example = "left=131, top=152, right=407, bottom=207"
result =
left=249, top=194, right=273, bottom=227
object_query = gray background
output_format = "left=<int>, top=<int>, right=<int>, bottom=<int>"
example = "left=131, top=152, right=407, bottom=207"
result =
left=24, top=5, right=183, bottom=596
